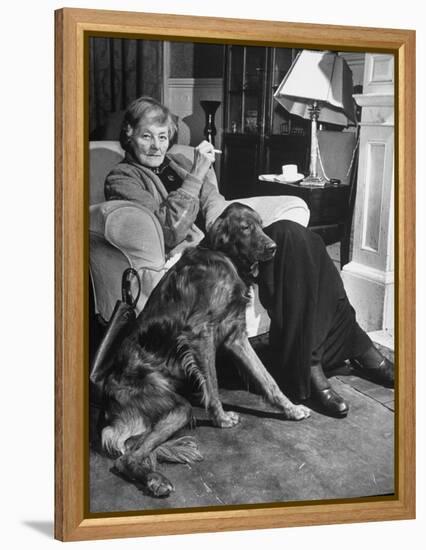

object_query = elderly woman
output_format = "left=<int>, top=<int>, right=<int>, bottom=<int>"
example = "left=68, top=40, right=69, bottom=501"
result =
left=105, top=96, right=394, bottom=418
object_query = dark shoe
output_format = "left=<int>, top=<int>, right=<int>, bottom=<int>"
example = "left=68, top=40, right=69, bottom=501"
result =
left=352, top=345, right=394, bottom=388
left=312, top=387, right=349, bottom=418
left=310, top=363, right=349, bottom=418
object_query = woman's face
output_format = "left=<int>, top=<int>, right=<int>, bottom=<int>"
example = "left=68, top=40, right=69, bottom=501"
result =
left=128, top=120, right=170, bottom=168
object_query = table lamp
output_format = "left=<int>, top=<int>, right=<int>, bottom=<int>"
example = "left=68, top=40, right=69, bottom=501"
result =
left=274, top=49, right=356, bottom=186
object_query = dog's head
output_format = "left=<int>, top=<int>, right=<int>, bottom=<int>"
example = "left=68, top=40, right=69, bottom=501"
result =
left=207, top=203, right=277, bottom=283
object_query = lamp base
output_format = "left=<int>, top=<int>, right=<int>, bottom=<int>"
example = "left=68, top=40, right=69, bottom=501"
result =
left=300, top=175, right=327, bottom=187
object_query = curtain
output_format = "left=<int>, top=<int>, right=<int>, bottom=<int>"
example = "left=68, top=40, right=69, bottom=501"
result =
left=89, top=37, right=163, bottom=139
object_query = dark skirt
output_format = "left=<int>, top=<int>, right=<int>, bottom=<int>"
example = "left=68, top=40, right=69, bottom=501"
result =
left=257, top=220, right=371, bottom=400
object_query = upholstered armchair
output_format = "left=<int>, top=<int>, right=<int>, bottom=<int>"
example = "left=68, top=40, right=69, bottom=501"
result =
left=89, top=141, right=310, bottom=341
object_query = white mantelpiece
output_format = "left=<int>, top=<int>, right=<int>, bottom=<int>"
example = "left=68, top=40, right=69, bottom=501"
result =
left=342, top=54, right=394, bottom=338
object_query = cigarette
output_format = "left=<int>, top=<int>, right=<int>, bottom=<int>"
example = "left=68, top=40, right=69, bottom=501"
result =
left=213, top=149, right=222, bottom=154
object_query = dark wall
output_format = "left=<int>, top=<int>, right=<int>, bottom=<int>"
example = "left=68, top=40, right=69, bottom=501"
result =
left=194, top=43, right=225, bottom=78
left=169, top=42, right=194, bottom=78
left=169, top=42, right=224, bottom=78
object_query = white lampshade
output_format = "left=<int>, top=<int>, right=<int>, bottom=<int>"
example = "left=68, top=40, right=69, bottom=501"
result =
left=274, top=50, right=356, bottom=127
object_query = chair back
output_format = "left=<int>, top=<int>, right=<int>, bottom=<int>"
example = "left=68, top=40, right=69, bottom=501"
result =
left=89, top=141, right=125, bottom=205
left=313, top=129, right=360, bottom=267
left=316, top=130, right=358, bottom=186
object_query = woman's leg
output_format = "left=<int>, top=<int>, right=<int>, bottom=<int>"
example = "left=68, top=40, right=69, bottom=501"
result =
left=257, top=220, right=348, bottom=398
left=257, top=220, right=392, bottom=416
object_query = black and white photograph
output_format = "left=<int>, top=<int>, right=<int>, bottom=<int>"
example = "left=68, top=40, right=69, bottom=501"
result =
left=88, top=36, right=396, bottom=514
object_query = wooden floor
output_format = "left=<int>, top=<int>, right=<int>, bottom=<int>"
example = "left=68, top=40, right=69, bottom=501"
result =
left=89, top=354, right=394, bottom=514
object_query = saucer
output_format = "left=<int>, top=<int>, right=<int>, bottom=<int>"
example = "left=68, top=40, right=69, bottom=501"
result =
left=259, top=173, right=304, bottom=184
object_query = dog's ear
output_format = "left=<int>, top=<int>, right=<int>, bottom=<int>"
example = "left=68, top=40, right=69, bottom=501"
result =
left=208, top=216, right=230, bottom=250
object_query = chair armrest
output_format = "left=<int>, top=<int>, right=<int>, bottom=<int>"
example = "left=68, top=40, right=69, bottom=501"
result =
left=231, top=195, right=310, bottom=228
left=89, top=201, right=167, bottom=319
left=90, top=200, right=166, bottom=270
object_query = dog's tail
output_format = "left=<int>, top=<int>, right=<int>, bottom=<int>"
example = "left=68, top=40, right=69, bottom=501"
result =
left=155, top=435, right=203, bottom=464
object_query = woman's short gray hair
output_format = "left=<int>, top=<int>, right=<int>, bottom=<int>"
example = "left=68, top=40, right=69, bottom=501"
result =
left=119, top=96, right=178, bottom=152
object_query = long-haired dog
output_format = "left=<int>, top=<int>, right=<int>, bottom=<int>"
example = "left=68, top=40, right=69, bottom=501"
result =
left=99, top=203, right=310, bottom=497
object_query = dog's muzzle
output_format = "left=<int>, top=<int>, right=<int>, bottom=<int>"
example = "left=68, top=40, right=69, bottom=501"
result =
left=261, top=241, right=277, bottom=261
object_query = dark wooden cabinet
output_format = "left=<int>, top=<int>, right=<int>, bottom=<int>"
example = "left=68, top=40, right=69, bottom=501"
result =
left=220, top=45, right=309, bottom=199
left=264, top=135, right=309, bottom=177
left=221, top=134, right=259, bottom=199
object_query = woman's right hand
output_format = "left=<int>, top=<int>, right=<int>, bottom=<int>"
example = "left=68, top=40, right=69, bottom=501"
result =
left=190, top=140, right=216, bottom=181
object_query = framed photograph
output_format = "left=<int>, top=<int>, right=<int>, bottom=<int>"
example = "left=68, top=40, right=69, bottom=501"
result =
left=55, top=7, right=415, bottom=542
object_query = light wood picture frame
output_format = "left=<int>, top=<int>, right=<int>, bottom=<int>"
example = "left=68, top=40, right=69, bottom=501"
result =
left=55, top=7, right=416, bottom=542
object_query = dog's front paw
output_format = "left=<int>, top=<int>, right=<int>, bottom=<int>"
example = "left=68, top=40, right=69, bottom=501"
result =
left=285, top=404, right=311, bottom=420
left=214, top=410, right=240, bottom=428
left=146, top=472, right=174, bottom=498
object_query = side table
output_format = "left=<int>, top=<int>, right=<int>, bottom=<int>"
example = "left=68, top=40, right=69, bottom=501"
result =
left=257, top=179, right=352, bottom=267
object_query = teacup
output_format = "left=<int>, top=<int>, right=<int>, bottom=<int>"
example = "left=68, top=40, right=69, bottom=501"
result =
left=281, top=164, right=298, bottom=179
